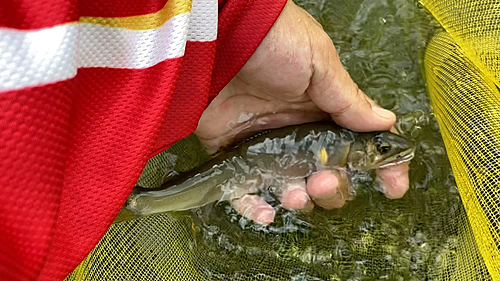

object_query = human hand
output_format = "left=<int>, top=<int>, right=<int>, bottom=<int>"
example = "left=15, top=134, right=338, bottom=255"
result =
left=195, top=0, right=410, bottom=224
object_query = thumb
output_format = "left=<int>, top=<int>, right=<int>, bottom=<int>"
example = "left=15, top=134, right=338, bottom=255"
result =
left=306, top=34, right=396, bottom=132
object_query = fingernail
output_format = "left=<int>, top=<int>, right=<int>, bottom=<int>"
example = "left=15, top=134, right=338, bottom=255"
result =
left=373, top=106, right=395, bottom=119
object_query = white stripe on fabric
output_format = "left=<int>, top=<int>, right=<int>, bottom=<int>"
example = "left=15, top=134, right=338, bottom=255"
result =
left=0, top=1, right=219, bottom=92
left=188, top=0, right=218, bottom=42
left=77, top=13, right=190, bottom=69
left=0, top=24, right=78, bottom=91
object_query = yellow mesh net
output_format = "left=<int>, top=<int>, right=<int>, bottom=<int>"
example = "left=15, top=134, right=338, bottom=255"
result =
left=422, top=0, right=500, bottom=278
left=66, top=0, right=500, bottom=280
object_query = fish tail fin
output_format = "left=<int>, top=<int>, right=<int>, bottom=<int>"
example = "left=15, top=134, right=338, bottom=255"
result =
left=112, top=207, right=139, bottom=224
left=112, top=186, right=143, bottom=224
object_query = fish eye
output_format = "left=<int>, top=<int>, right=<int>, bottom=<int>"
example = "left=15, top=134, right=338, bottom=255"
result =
left=377, top=143, right=391, bottom=154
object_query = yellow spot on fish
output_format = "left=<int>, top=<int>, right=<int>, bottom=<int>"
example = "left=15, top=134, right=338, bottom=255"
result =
left=319, top=147, right=328, bottom=166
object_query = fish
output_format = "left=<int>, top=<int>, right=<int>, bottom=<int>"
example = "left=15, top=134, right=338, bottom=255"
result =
left=114, top=121, right=415, bottom=224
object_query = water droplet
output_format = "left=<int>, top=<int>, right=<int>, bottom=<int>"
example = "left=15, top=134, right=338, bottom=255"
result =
left=411, top=126, right=422, bottom=138
left=419, top=141, right=432, bottom=151
left=434, top=146, right=446, bottom=155
left=237, top=112, right=254, bottom=123
left=417, top=115, right=429, bottom=126
left=430, top=118, right=440, bottom=132
left=398, top=115, right=416, bottom=133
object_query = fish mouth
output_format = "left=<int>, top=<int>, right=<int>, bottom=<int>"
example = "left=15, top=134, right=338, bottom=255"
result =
left=377, top=148, right=416, bottom=169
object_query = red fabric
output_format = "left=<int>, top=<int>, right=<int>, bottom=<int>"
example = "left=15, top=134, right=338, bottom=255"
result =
left=0, top=81, right=74, bottom=281
left=37, top=61, right=183, bottom=280
left=153, top=41, right=217, bottom=155
left=0, top=0, right=287, bottom=280
left=0, top=0, right=78, bottom=29
left=80, top=0, right=168, bottom=18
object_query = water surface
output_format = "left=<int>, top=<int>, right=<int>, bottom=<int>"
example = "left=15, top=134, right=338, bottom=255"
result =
left=185, top=0, right=466, bottom=280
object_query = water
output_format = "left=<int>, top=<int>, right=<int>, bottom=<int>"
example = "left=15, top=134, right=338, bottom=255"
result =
left=177, top=0, right=467, bottom=280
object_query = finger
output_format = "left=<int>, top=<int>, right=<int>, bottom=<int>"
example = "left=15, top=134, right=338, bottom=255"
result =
left=279, top=179, right=314, bottom=211
left=376, top=162, right=410, bottom=199
left=195, top=85, right=328, bottom=153
left=231, top=194, right=276, bottom=225
left=306, top=170, right=351, bottom=210
left=306, top=31, right=396, bottom=132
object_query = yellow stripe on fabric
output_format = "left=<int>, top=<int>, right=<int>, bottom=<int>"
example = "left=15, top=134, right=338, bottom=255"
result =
left=79, top=0, right=192, bottom=30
